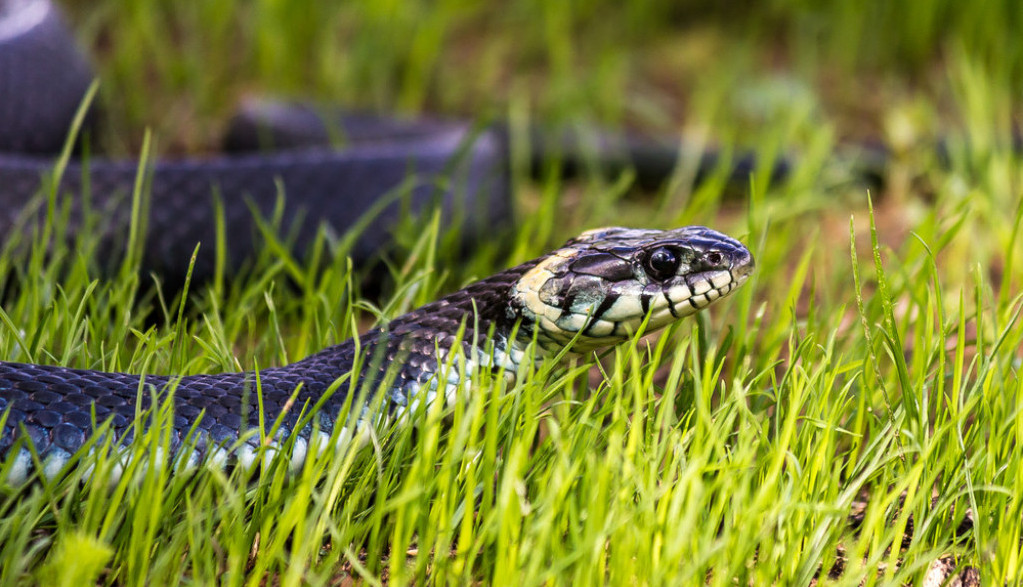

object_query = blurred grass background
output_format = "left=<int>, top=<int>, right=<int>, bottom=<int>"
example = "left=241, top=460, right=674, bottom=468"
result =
left=63, top=0, right=1022, bottom=153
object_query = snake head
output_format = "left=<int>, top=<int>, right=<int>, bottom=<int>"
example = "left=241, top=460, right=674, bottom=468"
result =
left=509, top=226, right=754, bottom=353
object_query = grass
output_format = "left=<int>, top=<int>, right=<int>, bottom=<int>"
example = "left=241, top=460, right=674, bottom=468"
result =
left=1, top=0, right=1022, bottom=584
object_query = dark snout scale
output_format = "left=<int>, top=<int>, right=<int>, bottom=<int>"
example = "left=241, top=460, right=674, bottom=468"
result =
left=0, top=226, right=754, bottom=482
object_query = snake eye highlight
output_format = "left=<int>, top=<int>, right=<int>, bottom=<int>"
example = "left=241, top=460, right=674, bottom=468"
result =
left=644, top=247, right=680, bottom=280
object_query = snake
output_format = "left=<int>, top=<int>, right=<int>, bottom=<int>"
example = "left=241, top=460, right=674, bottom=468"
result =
left=0, top=4, right=987, bottom=584
left=0, top=226, right=755, bottom=483
left=0, top=1, right=763, bottom=483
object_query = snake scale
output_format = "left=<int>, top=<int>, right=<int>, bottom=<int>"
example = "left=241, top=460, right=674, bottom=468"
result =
left=0, top=226, right=754, bottom=483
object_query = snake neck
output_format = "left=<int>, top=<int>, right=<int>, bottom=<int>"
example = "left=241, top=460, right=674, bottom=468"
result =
left=381, top=263, right=533, bottom=361
left=292, top=262, right=535, bottom=415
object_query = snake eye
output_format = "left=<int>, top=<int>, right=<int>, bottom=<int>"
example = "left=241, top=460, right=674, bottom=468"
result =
left=644, top=247, right=680, bottom=280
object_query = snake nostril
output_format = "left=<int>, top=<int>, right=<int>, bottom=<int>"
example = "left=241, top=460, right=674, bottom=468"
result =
left=705, top=251, right=723, bottom=266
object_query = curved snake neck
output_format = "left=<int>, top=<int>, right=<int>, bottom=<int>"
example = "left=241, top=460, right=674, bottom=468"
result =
left=0, top=226, right=753, bottom=481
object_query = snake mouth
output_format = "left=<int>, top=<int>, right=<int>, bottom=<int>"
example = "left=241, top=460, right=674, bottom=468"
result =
left=675, top=245, right=754, bottom=311
left=730, top=247, right=756, bottom=281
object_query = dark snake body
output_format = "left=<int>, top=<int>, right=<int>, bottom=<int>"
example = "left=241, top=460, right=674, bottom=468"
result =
left=0, top=226, right=755, bottom=482
left=0, top=0, right=510, bottom=283
left=0, top=262, right=524, bottom=479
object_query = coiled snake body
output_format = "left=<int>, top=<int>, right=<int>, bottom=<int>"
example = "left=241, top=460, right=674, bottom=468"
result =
left=0, top=226, right=753, bottom=482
